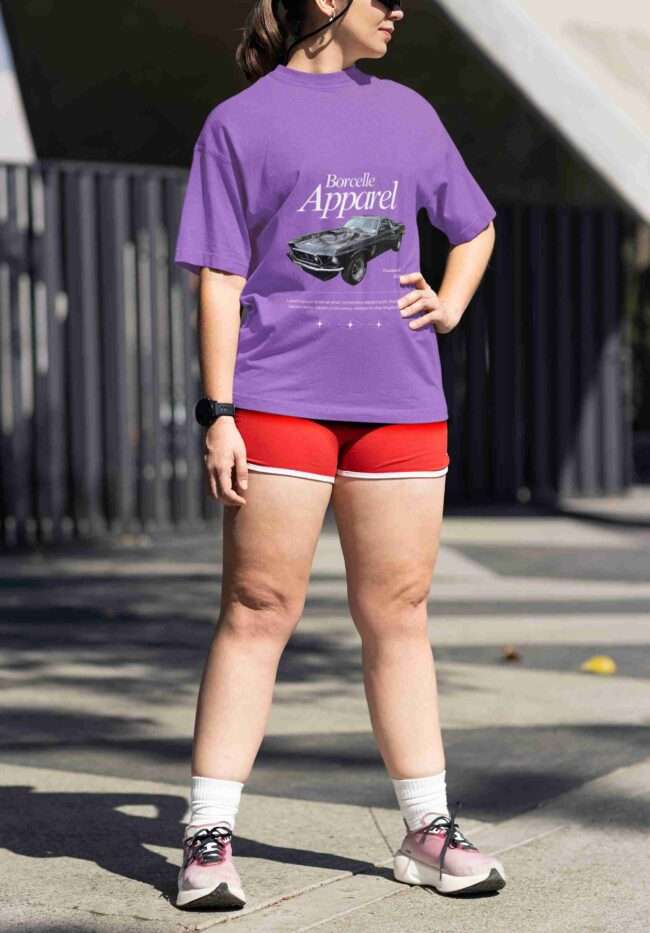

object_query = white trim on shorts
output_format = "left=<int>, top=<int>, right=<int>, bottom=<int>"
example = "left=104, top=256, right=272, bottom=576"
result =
left=246, top=462, right=448, bottom=482
left=247, top=462, right=335, bottom=484
left=336, top=467, right=449, bottom=478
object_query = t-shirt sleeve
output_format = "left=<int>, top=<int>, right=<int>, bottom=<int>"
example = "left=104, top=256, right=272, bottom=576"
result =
left=417, top=108, right=496, bottom=246
left=174, top=139, right=252, bottom=277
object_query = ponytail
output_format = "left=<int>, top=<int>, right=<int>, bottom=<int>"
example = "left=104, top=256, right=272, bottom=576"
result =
left=236, top=1, right=354, bottom=83
left=235, top=0, right=303, bottom=83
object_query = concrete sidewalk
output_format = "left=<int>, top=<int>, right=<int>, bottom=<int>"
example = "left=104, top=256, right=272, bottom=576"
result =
left=1, top=499, right=649, bottom=931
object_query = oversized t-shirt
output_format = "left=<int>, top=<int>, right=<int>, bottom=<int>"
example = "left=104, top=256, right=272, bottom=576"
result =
left=174, top=62, right=496, bottom=423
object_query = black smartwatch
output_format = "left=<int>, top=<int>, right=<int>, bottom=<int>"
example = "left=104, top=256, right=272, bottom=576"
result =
left=194, top=398, right=236, bottom=427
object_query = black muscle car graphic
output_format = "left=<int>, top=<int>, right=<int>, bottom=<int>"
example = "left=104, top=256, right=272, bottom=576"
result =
left=287, top=215, right=405, bottom=285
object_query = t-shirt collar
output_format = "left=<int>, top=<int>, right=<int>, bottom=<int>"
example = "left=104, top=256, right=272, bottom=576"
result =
left=268, top=62, right=364, bottom=89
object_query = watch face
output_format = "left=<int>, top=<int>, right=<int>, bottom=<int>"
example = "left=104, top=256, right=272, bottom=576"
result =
left=195, top=398, right=216, bottom=426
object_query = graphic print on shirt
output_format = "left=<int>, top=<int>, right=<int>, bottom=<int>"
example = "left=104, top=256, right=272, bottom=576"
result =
left=275, top=171, right=412, bottom=343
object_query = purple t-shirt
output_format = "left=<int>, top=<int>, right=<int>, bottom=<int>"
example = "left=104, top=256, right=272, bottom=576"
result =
left=174, top=63, right=496, bottom=423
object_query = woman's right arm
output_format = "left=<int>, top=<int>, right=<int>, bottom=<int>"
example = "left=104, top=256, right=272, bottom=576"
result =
left=197, top=266, right=249, bottom=507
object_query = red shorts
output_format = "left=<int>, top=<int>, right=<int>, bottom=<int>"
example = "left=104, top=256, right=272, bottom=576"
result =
left=233, top=408, right=450, bottom=485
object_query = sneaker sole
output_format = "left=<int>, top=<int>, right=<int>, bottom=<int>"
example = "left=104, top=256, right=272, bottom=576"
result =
left=176, top=881, right=247, bottom=910
left=393, top=850, right=506, bottom=895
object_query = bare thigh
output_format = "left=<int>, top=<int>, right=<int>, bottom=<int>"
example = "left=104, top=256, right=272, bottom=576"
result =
left=219, top=472, right=333, bottom=629
left=331, top=475, right=446, bottom=630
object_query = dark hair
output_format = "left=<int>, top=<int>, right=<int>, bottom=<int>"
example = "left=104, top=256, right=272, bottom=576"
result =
left=235, top=1, right=311, bottom=83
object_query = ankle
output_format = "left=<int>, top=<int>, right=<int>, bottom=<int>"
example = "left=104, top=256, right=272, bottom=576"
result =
left=188, top=775, right=244, bottom=834
left=391, top=769, right=449, bottom=831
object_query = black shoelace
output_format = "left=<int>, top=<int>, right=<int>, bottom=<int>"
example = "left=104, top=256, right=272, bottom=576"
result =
left=184, top=824, right=233, bottom=866
left=415, top=800, right=478, bottom=879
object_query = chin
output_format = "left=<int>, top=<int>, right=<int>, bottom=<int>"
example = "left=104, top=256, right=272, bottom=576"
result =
left=359, top=42, right=389, bottom=60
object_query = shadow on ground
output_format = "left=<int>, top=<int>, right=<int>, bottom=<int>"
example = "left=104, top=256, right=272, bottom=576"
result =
left=1, top=715, right=649, bottom=822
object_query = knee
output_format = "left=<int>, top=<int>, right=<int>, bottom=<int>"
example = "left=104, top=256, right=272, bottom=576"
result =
left=220, top=578, right=303, bottom=642
left=350, top=571, right=431, bottom=640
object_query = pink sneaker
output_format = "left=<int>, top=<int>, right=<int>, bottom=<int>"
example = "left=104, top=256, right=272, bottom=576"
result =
left=393, top=800, right=507, bottom=895
left=176, top=822, right=247, bottom=910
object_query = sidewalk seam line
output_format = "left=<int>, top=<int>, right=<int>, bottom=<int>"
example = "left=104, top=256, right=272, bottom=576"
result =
left=490, top=823, right=569, bottom=856
left=368, top=807, right=394, bottom=856
left=294, top=887, right=408, bottom=932
left=194, top=871, right=356, bottom=929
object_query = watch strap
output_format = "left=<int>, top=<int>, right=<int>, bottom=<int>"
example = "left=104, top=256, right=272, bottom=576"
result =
left=194, top=398, right=236, bottom=426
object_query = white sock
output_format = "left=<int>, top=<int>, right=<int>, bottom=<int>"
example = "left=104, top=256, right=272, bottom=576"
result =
left=391, top=769, right=449, bottom=831
left=186, top=775, right=244, bottom=836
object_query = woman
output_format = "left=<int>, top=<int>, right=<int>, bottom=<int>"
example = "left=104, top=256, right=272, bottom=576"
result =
left=173, top=0, right=504, bottom=911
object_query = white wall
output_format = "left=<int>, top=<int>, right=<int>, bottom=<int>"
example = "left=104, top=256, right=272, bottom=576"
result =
left=0, top=7, right=34, bottom=163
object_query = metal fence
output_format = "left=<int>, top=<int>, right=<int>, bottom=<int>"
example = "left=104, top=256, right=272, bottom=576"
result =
left=0, top=159, right=635, bottom=547
left=425, top=203, right=635, bottom=506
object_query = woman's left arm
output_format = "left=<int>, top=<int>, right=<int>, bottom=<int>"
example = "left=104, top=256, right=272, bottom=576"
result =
left=398, top=222, right=496, bottom=334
